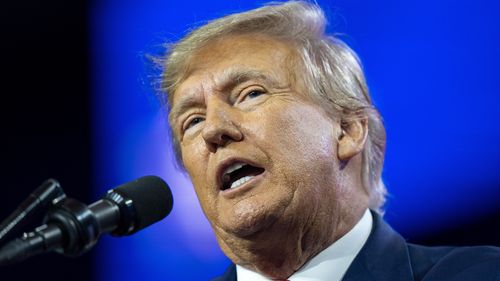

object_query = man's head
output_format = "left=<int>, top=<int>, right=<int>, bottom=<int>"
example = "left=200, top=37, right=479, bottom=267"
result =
left=159, top=1, right=386, bottom=277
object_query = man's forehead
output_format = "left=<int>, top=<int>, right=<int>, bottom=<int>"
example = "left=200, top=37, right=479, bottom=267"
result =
left=191, top=33, right=291, bottom=60
left=168, top=34, right=298, bottom=119
left=180, top=34, right=294, bottom=79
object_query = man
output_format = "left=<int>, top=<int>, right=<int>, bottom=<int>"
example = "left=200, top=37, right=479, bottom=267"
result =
left=159, top=1, right=500, bottom=280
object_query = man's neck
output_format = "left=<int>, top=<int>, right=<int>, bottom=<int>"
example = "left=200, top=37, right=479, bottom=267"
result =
left=233, top=209, right=373, bottom=280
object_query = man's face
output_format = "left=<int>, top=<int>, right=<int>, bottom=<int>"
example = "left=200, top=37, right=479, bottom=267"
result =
left=170, top=34, right=349, bottom=242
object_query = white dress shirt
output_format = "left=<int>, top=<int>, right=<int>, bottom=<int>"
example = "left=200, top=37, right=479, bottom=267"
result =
left=236, top=209, right=373, bottom=281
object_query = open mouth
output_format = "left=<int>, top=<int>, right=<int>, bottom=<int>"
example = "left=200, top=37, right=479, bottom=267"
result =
left=220, top=162, right=265, bottom=191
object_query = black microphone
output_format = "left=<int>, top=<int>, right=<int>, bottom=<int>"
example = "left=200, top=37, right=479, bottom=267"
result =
left=0, top=175, right=173, bottom=266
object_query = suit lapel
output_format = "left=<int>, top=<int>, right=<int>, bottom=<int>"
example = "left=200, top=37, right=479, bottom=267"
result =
left=211, top=264, right=237, bottom=281
left=342, top=211, right=414, bottom=281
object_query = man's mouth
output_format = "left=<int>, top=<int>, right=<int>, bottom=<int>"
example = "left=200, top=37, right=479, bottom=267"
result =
left=220, top=162, right=265, bottom=191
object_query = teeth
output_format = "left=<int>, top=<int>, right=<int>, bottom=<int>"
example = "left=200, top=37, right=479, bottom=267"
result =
left=230, top=175, right=254, bottom=189
left=224, top=162, right=246, bottom=176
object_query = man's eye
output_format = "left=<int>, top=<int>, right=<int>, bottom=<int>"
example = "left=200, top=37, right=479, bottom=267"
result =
left=245, top=90, right=265, bottom=100
left=185, top=117, right=204, bottom=131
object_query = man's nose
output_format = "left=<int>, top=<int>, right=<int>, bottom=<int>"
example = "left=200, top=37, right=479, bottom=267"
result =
left=201, top=101, right=243, bottom=152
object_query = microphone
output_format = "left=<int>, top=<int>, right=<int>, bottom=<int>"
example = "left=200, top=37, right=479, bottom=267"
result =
left=0, top=175, right=173, bottom=266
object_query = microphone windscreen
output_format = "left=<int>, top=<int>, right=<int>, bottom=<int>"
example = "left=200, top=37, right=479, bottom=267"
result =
left=113, top=176, right=173, bottom=232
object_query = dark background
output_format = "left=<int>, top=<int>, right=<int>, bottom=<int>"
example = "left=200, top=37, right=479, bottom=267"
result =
left=1, top=0, right=92, bottom=280
left=1, top=0, right=499, bottom=280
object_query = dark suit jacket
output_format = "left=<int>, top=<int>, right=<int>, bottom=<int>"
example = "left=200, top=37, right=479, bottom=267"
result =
left=212, top=212, right=500, bottom=281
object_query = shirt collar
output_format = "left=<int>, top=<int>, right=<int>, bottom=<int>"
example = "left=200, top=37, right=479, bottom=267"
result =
left=236, top=209, right=373, bottom=281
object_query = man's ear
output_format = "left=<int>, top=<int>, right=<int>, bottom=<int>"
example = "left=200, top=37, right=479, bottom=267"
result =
left=337, top=119, right=368, bottom=161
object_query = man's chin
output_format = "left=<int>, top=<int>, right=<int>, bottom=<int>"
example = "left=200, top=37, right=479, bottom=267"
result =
left=217, top=211, right=279, bottom=238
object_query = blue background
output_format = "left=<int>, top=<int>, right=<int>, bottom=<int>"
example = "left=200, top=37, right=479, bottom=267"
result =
left=90, top=1, right=500, bottom=280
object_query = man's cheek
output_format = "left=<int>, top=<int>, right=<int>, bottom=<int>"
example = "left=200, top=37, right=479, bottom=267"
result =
left=195, top=186, right=217, bottom=220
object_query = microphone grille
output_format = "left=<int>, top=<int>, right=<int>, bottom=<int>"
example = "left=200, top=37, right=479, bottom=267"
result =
left=113, top=176, right=173, bottom=233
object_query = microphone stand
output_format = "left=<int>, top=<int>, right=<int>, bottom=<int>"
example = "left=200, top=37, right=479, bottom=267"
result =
left=0, top=179, right=66, bottom=246
left=0, top=197, right=103, bottom=266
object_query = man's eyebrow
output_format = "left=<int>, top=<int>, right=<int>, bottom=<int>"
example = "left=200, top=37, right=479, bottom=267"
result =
left=216, top=69, right=280, bottom=92
left=170, top=69, right=282, bottom=123
left=169, top=94, right=203, bottom=125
